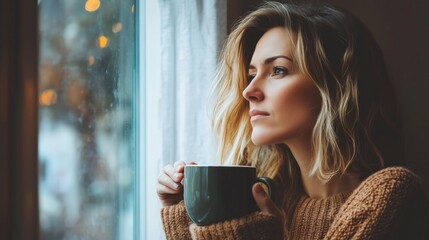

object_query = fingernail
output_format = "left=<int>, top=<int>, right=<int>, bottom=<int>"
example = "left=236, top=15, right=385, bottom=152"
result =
left=174, top=173, right=179, bottom=180
left=173, top=183, right=180, bottom=189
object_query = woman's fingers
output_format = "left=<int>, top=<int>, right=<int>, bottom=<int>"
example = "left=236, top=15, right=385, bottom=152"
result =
left=173, top=161, right=186, bottom=173
left=163, top=164, right=176, bottom=178
left=158, top=172, right=182, bottom=191
left=156, top=182, right=184, bottom=206
left=163, top=164, right=184, bottom=182
left=157, top=161, right=198, bottom=207
left=156, top=182, right=181, bottom=195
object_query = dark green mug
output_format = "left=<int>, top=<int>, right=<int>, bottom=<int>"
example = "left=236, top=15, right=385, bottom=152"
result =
left=184, top=165, right=275, bottom=226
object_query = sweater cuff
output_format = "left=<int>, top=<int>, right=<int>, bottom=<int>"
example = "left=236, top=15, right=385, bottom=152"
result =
left=161, top=201, right=193, bottom=240
left=189, top=211, right=283, bottom=240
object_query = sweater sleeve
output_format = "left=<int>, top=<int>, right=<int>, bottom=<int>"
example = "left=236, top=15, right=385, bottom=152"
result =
left=161, top=201, right=193, bottom=240
left=161, top=201, right=283, bottom=240
left=189, top=211, right=283, bottom=240
left=324, top=167, right=426, bottom=240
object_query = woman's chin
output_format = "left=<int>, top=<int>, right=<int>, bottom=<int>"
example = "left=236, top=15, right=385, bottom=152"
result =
left=251, top=135, right=275, bottom=146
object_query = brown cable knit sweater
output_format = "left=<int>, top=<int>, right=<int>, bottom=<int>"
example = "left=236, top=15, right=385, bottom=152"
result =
left=161, top=167, right=429, bottom=239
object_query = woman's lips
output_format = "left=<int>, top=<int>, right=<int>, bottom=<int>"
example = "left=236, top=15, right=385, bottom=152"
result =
left=249, top=109, right=269, bottom=122
left=251, top=115, right=269, bottom=121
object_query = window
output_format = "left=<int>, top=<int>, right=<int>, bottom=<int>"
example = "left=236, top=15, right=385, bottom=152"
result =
left=36, top=0, right=227, bottom=239
left=38, top=0, right=138, bottom=239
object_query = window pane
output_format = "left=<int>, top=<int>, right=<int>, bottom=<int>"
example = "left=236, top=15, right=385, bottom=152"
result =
left=38, top=0, right=137, bottom=239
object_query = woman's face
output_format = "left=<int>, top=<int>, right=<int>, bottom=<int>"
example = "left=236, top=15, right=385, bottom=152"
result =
left=243, top=27, right=321, bottom=146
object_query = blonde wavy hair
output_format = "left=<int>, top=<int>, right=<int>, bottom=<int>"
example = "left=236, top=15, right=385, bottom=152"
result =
left=210, top=1, right=403, bottom=235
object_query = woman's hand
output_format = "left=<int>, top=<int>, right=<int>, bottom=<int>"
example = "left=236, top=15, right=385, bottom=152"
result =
left=252, top=183, right=285, bottom=229
left=157, top=161, right=196, bottom=207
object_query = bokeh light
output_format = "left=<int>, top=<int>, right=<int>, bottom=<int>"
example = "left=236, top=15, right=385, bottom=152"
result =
left=112, top=23, right=122, bottom=33
left=98, top=35, right=109, bottom=48
left=85, top=0, right=100, bottom=12
left=88, top=55, right=95, bottom=66
left=39, top=89, right=58, bottom=106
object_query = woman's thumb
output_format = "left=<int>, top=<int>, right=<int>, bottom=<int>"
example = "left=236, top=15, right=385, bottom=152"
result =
left=253, top=183, right=276, bottom=213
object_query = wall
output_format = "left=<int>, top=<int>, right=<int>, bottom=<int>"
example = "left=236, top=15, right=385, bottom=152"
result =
left=328, top=0, right=429, bottom=194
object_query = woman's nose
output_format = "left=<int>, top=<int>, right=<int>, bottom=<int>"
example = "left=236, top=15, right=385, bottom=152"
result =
left=242, top=79, right=264, bottom=102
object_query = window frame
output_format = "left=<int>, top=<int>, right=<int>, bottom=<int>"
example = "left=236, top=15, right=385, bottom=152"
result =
left=0, top=0, right=39, bottom=239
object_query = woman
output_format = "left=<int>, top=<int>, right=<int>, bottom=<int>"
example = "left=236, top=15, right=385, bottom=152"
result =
left=157, top=2, right=428, bottom=239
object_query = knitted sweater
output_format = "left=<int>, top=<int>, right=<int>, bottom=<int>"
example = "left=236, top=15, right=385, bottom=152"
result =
left=161, top=167, right=429, bottom=239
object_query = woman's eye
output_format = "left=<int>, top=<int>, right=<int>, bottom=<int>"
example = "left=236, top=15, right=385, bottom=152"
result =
left=273, top=67, right=288, bottom=76
left=247, top=74, right=256, bottom=83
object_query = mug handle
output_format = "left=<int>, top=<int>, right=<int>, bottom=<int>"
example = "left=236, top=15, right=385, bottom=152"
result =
left=255, top=177, right=276, bottom=202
